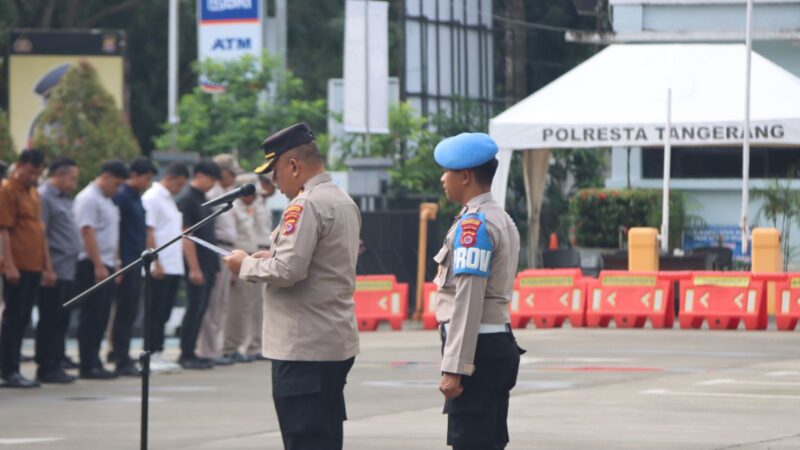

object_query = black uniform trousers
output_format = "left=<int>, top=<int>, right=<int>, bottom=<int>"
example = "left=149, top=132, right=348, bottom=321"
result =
left=1, top=271, right=42, bottom=378
left=35, top=279, right=74, bottom=376
left=111, top=269, right=142, bottom=367
left=180, top=271, right=216, bottom=360
left=150, top=275, right=181, bottom=353
left=271, top=357, right=355, bottom=450
left=441, top=329, right=523, bottom=450
left=76, top=260, right=116, bottom=372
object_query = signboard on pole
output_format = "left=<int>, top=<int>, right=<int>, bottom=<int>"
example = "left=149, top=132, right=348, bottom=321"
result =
left=8, top=30, right=125, bottom=151
left=343, top=0, right=389, bottom=134
left=197, top=0, right=263, bottom=93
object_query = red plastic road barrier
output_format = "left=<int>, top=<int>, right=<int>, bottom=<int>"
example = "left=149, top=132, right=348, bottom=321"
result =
left=510, top=269, right=586, bottom=329
left=421, top=282, right=439, bottom=330
left=679, top=272, right=767, bottom=330
left=585, top=271, right=674, bottom=328
left=354, top=275, right=408, bottom=331
left=775, top=274, right=800, bottom=331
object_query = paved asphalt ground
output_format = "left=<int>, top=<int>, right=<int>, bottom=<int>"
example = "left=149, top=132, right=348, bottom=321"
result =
left=1, top=325, right=798, bottom=449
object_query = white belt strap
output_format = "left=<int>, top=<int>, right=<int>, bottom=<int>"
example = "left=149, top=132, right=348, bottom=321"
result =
left=443, top=323, right=509, bottom=335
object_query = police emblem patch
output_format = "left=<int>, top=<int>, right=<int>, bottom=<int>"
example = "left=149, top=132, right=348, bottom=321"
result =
left=453, top=212, right=493, bottom=277
left=459, top=217, right=482, bottom=247
left=282, top=205, right=303, bottom=236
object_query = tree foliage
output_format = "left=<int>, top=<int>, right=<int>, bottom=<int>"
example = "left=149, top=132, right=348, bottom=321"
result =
left=0, top=108, right=16, bottom=163
left=754, top=178, right=799, bottom=270
left=31, top=61, right=140, bottom=187
left=154, top=52, right=327, bottom=169
left=570, top=188, right=703, bottom=250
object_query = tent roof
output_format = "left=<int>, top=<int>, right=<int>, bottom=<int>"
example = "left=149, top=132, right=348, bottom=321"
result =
left=489, top=44, right=800, bottom=149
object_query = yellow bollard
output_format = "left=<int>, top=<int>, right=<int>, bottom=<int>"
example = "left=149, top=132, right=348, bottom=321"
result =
left=628, top=227, right=659, bottom=272
left=412, top=203, right=438, bottom=321
left=751, top=228, right=782, bottom=314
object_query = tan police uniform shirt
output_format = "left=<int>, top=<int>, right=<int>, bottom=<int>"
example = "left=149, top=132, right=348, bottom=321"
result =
left=434, top=192, right=520, bottom=375
left=239, top=173, right=361, bottom=361
left=208, top=183, right=238, bottom=247
left=233, top=198, right=260, bottom=253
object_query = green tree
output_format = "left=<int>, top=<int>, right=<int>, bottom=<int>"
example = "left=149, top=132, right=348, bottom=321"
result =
left=154, top=52, right=327, bottom=168
left=540, top=149, right=606, bottom=247
left=754, top=178, right=798, bottom=270
left=0, top=108, right=16, bottom=163
left=31, top=60, right=140, bottom=187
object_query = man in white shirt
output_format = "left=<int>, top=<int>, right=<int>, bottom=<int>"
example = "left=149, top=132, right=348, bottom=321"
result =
left=142, top=162, right=189, bottom=373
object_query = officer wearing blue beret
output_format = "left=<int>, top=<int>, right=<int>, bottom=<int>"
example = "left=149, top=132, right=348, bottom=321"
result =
left=432, top=133, right=525, bottom=450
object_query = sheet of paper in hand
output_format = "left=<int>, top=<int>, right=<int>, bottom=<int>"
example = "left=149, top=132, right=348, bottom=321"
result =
left=183, top=235, right=232, bottom=257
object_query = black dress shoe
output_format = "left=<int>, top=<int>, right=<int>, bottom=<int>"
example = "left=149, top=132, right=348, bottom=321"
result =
left=225, top=352, right=255, bottom=363
left=178, top=357, right=214, bottom=370
left=80, top=367, right=118, bottom=380
left=115, top=364, right=141, bottom=377
left=61, top=355, right=80, bottom=370
left=210, top=355, right=235, bottom=366
left=1, top=372, right=41, bottom=388
left=37, top=369, right=77, bottom=384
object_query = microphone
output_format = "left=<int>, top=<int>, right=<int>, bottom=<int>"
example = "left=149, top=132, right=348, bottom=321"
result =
left=202, top=184, right=256, bottom=208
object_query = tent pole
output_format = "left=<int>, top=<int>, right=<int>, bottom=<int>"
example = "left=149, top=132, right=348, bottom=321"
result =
left=741, top=0, right=754, bottom=253
left=661, top=88, right=672, bottom=254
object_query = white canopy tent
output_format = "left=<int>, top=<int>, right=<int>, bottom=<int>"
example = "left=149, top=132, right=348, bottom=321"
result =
left=488, top=44, right=800, bottom=266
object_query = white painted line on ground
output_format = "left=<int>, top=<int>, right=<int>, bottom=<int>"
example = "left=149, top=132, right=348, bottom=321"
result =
left=641, top=389, right=800, bottom=400
left=766, top=371, right=800, bottom=377
left=520, top=357, right=635, bottom=365
left=696, top=378, right=800, bottom=387
left=0, top=438, right=63, bottom=445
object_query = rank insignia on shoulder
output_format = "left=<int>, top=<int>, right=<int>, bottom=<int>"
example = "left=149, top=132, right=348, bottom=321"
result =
left=453, top=213, right=492, bottom=277
left=282, top=204, right=303, bottom=236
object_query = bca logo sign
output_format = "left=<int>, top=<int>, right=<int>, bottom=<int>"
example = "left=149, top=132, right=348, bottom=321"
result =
left=454, top=247, right=491, bottom=273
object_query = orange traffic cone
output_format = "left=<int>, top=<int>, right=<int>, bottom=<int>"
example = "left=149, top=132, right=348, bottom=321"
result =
left=548, top=232, right=559, bottom=250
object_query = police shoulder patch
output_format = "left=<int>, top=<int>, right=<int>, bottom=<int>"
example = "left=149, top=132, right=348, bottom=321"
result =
left=453, top=212, right=493, bottom=277
left=281, top=204, right=304, bottom=236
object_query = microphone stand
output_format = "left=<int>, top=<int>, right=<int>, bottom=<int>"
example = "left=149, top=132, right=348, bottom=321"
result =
left=64, top=202, right=234, bottom=450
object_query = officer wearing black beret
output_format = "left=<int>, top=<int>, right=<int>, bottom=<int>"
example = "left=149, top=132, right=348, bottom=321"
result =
left=224, top=122, right=361, bottom=450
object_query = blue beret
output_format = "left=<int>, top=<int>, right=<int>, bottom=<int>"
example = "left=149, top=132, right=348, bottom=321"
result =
left=434, top=133, right=499, bottom=170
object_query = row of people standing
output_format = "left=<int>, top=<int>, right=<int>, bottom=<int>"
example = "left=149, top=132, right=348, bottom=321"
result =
left=0, top=150, right=275, bottom=388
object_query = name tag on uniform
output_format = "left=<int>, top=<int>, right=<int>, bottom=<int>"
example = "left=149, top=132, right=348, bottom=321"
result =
left=453, top=212, right=492, bottom=277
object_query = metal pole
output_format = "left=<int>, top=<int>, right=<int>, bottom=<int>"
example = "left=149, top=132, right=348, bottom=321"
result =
left=661, top=88, right=672, bottom=254
left=741, top=0, right=754, bottom=253
left=168, top=0, right=179, bottom=151
left=139, top=251, right=154, bottom=450
left=364, top=0, right=371, bottom=156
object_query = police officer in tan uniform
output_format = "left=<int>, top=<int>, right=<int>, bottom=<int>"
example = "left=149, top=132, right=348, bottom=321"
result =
left=433, top=132, right=525, bottom=450
left=223, top=122, right=360, bottom=450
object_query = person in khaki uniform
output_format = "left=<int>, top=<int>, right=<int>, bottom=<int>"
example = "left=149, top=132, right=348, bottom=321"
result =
left=224, top=122, right=360, bottom=450
left=196, top=154, right=242, bottom=366
left=433, top=132, right=525, bottom=450
left=223, top=173, right=263, bottom=363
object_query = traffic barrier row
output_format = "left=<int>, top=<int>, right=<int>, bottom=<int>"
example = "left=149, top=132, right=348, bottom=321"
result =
left=409, top=270, right=800, bottom=332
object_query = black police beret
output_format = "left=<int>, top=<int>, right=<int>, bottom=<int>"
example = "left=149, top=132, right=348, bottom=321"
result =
left=254, top=122, right=315, bottom=174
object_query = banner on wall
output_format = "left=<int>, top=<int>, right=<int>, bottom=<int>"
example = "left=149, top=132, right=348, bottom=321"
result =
left=683, top=225, right=750, bottom=262
left=197, top=0, right=263, bottom=93
left=8, top=30, right=125, bottom=151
